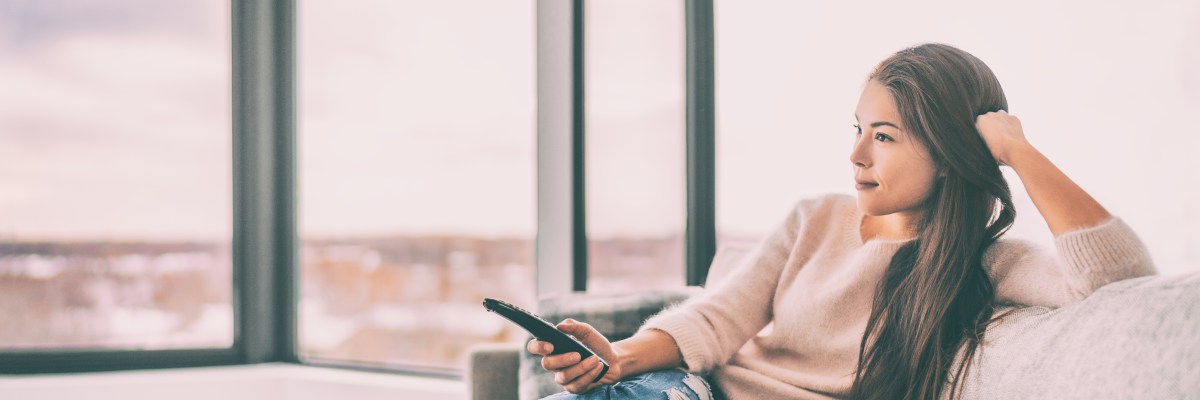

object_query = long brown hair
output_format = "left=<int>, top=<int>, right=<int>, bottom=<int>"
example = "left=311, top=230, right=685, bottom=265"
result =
left=848, top=43, right=1016, bottom=400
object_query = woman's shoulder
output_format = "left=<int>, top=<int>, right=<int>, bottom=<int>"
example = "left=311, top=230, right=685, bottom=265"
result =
left=983, top=237, right=1042, bottom=261
left=982, top=237, right=1054, bottom=276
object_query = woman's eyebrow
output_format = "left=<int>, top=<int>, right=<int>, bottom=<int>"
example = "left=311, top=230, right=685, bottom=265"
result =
left=853, top=115, right=900, bottom=130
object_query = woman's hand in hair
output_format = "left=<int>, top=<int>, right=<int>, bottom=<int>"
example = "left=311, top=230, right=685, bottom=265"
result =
left=975, top=110, right=1032, bottom=166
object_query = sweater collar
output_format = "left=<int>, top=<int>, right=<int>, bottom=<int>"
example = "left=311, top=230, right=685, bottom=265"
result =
left=846, top=203, right=916, bottom=250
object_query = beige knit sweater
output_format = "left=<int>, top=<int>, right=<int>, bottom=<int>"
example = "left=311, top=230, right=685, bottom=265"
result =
left=639, top=194, right=1155, bottom=399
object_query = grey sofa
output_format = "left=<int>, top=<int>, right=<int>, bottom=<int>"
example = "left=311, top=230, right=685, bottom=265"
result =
left=466, top=245, right=1200, bottom=400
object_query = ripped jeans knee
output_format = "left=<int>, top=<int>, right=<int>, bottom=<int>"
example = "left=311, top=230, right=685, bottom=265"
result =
left=667, top=370, right=712, bottom=400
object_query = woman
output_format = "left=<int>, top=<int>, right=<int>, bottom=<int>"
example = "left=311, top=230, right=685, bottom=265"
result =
left=528, top=43, right=1155, bottom=400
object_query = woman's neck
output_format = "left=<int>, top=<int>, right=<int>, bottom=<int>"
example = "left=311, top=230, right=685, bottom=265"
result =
left=860, top=211, right=921, bottom=242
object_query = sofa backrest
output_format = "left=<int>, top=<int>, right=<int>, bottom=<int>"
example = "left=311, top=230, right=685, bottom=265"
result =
left=955, top=271, right=1200, bottom=398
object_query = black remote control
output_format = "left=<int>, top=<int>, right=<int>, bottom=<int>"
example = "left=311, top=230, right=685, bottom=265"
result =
left=482, top=297, right=610, bottom=383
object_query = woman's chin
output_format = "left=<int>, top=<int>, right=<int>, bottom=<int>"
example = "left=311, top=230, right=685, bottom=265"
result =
left=856, top=200, right=898, bottom=217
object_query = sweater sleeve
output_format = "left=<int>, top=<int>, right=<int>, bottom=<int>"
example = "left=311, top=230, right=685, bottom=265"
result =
left=636, top=201, right=807, bottom=373
left=987, top=217, right=1156, bottom=308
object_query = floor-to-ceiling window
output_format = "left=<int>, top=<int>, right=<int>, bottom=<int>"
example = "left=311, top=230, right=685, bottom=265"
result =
left=296, top=0, right=536, bottom=372
left=585, top=0, right=687, bottom=293
left=0, top=0, right=233, bottom=351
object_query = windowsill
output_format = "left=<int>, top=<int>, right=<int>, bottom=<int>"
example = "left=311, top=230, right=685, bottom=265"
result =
left=0, top=363, right=465, bottom=400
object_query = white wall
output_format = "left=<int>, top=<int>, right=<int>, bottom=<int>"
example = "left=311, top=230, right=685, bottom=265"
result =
left=715, top=0, right=1200, bottom=275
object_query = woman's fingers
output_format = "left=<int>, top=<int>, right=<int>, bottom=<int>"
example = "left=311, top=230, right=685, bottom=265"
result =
left=541, top=351, right=582, bottom=371
left=975, top=110, right=1028, bottom=166
left=559, top=356, right=604, bottom=394
left=552, top=354, right=598, bottom=384
left=527, top=339, right=553, bottom=355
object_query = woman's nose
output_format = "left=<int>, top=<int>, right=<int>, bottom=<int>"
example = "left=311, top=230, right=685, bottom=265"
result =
left=849, top=137, right=869, bottom=167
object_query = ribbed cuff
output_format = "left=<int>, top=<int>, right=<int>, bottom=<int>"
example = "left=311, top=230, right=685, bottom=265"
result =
left=1054, top=217, right=1153, bottom=278
left=639, top=310, right=713, bottom=374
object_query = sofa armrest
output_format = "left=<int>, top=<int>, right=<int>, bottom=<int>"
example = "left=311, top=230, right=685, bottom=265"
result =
left=466, top=342, right=522, bottom=400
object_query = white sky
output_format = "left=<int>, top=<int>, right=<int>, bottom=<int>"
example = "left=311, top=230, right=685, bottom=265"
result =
left=0, top=0, right=231, bottom=242
left=2, top=0, right=1198, bottom=273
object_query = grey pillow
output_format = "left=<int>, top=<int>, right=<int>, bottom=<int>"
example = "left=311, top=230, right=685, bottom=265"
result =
left=956, top=271, right=1200, bottom=399
left=517, top=288, right=702, bottom=400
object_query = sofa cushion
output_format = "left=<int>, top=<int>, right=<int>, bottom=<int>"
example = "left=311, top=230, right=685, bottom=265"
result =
left=517, top=288, right=703, bottom=400
left=953, top=271, right=1200, bottom=399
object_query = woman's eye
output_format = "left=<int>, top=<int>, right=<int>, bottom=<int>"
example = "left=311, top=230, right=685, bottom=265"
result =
left=874, top=133, right=893, bottom=142
left=853, top=124, right=862, bottom=135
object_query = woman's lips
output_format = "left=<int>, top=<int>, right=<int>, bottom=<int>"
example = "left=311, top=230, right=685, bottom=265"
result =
left=855, top=182, right=879, bottom=190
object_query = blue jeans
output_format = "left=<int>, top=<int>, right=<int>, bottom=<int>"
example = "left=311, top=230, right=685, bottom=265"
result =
left=541, top=368, right=714, bottom=400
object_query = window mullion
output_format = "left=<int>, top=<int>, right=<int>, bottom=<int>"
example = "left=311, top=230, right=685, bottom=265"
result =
left=536, top=0, right=587, bottom=297
left=685, top=0, right=716, bottom=287
left=232, top=0, right=298, bottom=364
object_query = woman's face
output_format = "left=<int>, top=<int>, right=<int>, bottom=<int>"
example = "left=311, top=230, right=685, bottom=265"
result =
left=851, top=80, right=941, bottom=217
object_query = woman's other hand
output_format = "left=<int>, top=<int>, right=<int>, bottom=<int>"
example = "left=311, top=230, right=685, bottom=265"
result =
left=975, top=110, right=1032, bottom=166
left=526, top=319, right=622, bottom=394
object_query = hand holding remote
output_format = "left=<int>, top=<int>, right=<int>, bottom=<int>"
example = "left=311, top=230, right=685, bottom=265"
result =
left=528, top=319, right=622, bottom=394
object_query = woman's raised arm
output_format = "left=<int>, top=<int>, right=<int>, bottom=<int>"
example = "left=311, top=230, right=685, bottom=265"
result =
left=975, top=110, right=1111, bottom=234
left=977, top=110, right=1154, bottom=306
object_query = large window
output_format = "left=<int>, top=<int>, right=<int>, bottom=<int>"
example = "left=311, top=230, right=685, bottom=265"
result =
left=0, top=0, right=233, bottom=350
left=296, top=0, right=536, bottom=371
left=585, top=0, right=687, bottom=293
left=715, top=1, right=1200, bottom=275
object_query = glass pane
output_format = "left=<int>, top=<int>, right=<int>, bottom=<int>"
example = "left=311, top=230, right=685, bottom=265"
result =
left=297, top=0, right=536, bottom=370
left=585, top=0, right=686, bottom=293
left=715, top=1, right=1200, bottom=274
left=0, top=0, right=233, bottom=349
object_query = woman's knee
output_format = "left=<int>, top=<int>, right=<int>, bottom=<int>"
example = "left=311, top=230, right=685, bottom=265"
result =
left=541, top=369, right=713, bottom=400
left=613, top=369, right=712, bottom=400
